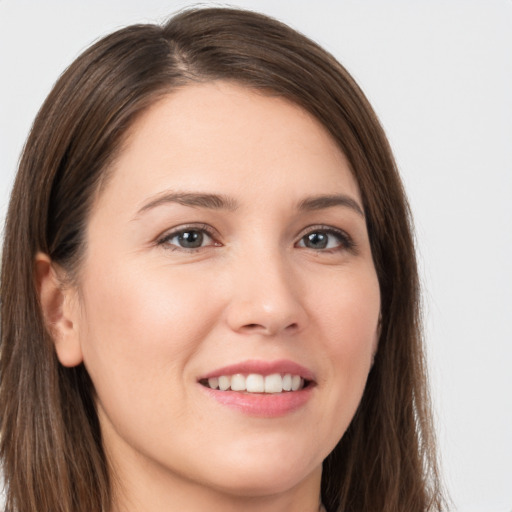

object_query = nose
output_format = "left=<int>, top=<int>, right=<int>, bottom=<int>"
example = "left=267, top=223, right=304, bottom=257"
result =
left=225, top=251, right=308, bottom=337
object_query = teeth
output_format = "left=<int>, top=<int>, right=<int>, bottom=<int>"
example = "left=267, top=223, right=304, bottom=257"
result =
left=204, top=373, right=305, bottom=393
left=264, top=373, right=282, bottom=393
left=230, top=374, right=246, bottom=391
left=218, top=376, right=230, bottom=391
left=291, top=375, right=301, bottom=391
left=207, top=377, right=219, bottom=390
left=246, top=374, right=265, bottom=392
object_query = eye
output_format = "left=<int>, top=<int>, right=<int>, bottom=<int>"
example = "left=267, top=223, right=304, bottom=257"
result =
left=296, top=227, right=354, bottom=251
left=157, top=225, right=218, bottom=251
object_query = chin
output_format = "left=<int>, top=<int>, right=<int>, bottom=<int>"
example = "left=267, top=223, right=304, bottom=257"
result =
left=207, top=465, right=319, bottom=498
left=197, top=443, right=323, bottom=498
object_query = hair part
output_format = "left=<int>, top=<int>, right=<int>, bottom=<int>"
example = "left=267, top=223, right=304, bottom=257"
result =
left=1, top=7, right=446, bottom=512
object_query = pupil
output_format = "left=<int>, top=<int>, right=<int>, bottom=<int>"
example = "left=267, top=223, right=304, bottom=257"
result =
left=179, top=231, right=203, bottom=248
left=306, top=232, right=327, bottom=249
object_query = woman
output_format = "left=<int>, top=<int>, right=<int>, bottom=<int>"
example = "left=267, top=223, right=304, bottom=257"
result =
left=0, top=7, right=445, bottom=512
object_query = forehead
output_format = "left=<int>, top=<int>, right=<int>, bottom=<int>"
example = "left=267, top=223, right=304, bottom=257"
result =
left=95, top=81, right=361, bottom=214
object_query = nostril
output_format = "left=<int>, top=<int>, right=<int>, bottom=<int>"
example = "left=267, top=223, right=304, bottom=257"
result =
left=241, top=321, right=300, bottom=334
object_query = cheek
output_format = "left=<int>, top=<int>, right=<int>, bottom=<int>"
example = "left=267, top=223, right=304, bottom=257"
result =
left=82, top=257, right=213, bottom=342
left=309, top=266, right=380, bottom=424
left=76, top=259, right=220, bottom=406
left=311, top=264, right=380, bottom=350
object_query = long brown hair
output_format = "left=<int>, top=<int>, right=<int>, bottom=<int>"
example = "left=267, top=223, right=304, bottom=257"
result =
left=1, top=7, right=445, bottom=512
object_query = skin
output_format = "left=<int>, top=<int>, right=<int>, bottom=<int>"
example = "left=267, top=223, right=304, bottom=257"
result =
left=37, top=81, right=381, bottom=512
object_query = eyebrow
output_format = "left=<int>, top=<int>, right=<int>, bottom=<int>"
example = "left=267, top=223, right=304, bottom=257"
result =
left=134, top=191, right=364, bottom=219
left=135, top=192, right=239, bottom=217
left=298, top=194, right=365, bottom=217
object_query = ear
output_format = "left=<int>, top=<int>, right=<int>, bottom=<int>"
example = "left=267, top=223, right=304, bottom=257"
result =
left=35, top=252, right=83, bottom=367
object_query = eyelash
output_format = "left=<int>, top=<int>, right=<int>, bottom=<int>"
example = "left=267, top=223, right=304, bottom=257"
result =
left=156, top=224, right=219, bottom=252
left=296, top=225, right=355, bottom=253
left=156, top=224, right=355, bottom=253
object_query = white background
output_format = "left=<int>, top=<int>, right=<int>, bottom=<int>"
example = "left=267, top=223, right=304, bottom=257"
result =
left=0, top=1, right=511, bottom=511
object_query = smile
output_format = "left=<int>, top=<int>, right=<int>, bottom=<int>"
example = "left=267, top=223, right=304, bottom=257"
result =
left=198, top=360, right=316, bottom=417
left=201, top=373, right=306, bottom=393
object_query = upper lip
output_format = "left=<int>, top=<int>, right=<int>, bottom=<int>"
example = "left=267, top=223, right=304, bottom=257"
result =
left=199, top=359, right=316, bottom=382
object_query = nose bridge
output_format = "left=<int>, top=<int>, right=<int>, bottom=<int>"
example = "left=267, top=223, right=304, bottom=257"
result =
left=226, top=242, right=306, bottom=335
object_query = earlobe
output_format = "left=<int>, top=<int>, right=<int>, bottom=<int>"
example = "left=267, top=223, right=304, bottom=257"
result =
left=35, top=252, right=84, bottom=367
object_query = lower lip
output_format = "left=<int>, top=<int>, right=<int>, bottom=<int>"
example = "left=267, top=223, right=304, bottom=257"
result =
left=200, top=385, right=314, bottom=417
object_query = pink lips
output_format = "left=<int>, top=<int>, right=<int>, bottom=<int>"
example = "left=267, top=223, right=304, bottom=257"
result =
left=198, top=359, right=315, bottom=418
left=200, top=359, right=315, bottom=381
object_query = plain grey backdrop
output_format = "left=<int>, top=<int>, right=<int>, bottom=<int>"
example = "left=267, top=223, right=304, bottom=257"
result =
left=1, top=1, right=511, bottom=511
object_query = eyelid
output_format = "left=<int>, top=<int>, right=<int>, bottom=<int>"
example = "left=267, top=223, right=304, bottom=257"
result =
left=154, top=223, right=355, bottom=252
left=295, top=224, right=355, bottom=251
left=156, top=223, right=221, bottom=250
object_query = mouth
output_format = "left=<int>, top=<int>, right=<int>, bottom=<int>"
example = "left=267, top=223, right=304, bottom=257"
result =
left=197, top=360, right=315, bottom=417
left=197, top=359, right=316, bottom=394
left=199, top=373, right=313, bottom=394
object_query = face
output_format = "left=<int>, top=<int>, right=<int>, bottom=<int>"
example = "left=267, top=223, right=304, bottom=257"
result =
left=63, top=82, right=380, bottom=505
